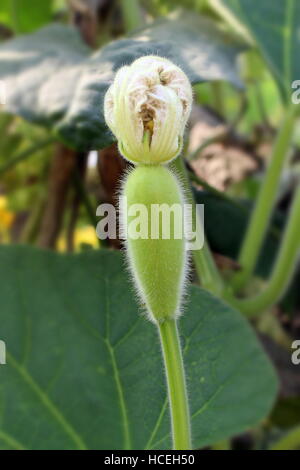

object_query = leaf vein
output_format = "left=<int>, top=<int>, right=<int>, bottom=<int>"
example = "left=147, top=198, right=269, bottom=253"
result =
left=7, top=352, right=87, bottom=450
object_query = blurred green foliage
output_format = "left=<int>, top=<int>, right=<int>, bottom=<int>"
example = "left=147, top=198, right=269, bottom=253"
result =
left=0, top=0, right=299, bottom=451
left=0, top=0, right=54, bottom=33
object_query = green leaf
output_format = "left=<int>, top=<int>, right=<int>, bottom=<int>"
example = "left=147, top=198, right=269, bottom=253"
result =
left=0, top=0, right=53, bottom=33
left=196, top=190, right=300, bottom=311
left=219, top=0, right=300, bottom=99
left=0, top=245, right=277, bottom=450
left=0, top=10, right=244, bottom=150
left=194, top=190, right=284, bottom=278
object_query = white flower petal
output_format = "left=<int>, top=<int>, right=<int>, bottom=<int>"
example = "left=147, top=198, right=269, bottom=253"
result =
left=104, top=56, right=192, bottom=164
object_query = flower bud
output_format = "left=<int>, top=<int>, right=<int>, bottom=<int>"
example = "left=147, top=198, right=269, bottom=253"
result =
left=104, top=56, right=193, bottom=164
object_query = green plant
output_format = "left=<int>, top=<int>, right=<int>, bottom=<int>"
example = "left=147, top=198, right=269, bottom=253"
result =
left=104, top=55, right=193, bottom=449
left=0, top=0, right=299, bottom=451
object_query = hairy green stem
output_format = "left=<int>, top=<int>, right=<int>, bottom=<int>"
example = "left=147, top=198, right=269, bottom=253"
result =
left=158, top=319, right=191, bottom=450
left=227, top=184, right=300, bottom=316
left=231, top=105, right=297, bottom=292
left=171, top=156, right=224, bottom=295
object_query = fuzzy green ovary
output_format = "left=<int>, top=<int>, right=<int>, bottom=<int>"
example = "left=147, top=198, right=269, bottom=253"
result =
left=123, top=165, right=186, bottom=323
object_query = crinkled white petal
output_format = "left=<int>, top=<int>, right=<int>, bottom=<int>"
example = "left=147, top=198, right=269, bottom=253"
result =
left=103, top=55, right=193, bottom=164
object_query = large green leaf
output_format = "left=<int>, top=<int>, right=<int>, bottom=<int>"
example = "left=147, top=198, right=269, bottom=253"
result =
left=0, top=0, right=53, bottom=33
left=0, top=10, right=244, bottom=150
left=219, top=0, right=300, bottom=99
left=0, top=246, right=277, bottom=450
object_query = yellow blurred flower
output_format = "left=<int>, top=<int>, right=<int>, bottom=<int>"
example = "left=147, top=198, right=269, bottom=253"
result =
left=57, top=226, right=99, bottom=252
left=0, top=196, right=14, bottom=238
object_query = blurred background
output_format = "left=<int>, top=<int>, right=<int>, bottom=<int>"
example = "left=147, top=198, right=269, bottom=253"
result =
left=0, top=0, right=299, bottom=450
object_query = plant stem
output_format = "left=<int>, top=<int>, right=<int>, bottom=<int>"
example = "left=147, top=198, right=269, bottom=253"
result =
left=0, top=138, right=54, bottom=176
left=158, top=319, right=191, bottom=450
left=227, top=184, right=300, bottom=317
left=231, top=104, right=297, bottom=292
left=171, top=156, right=224, bottom=295
left=120, top=0, right=142, bottom=32
left=20, top=193, right=46, bottom=244
left=189, top=170, right=281, bottom=240
left=211, top=81, right=225, bottom=117
left=10, top=0, right=19, bottom=33
left=72, top=168, right=97, bottom=228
